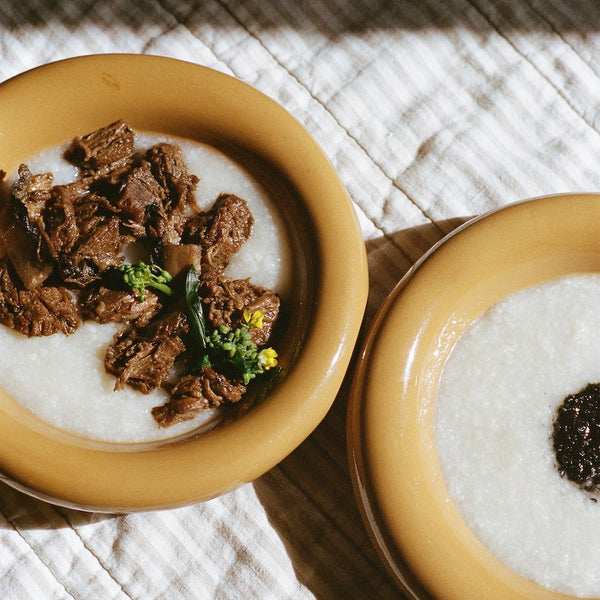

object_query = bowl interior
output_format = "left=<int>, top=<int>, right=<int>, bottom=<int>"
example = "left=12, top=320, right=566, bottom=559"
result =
left=349, top=194, right=600, bottom=600
left=0, top=55, right=368, bottom=511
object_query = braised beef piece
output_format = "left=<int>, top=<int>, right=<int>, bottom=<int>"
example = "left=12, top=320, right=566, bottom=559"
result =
left=81, top=285, right=161, bottom=327
left=104, top=143, right=200, bottom=243
left=145, top=143, right=198, bottom=211
left=4, top=163, right=130, bottom=289
left=10, top=165, right=53, bottom=251
left=0, top=259, right=80, bottom=337
left=43, top=188, right=127, bottom=286
left=84, top=154, right=136, bottom=187
left=240, top=292, right=281, bottom=346
left=40, top=182, right=88, bottom=258
left=104, top=311, right=187, bottom=393
left=10, top=164, right=54, bottom=238
left=66, top=120, right=134, bottom=170
left=115, top=161, right=165, bottom=237
left=182, top=193, right=253, bottom=269
left=57, top=216, right=126, bottom=287
left=152, top=367, right=246, bottom=427
left=199, top=269, right=280, bottom=345
left=0, top=120, right=282, bottom=426
left=73, top=191, right=120, bottom=233
left=144, top=143, right=199, bottom=243
left=1, top=165, right=55, bottom=288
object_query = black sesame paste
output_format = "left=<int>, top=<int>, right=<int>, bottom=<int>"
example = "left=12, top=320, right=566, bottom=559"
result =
left=553, top=382, right=600, bottom=499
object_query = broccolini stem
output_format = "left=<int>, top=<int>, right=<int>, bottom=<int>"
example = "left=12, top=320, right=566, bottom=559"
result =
left=119, top=261, right=173, bottom=301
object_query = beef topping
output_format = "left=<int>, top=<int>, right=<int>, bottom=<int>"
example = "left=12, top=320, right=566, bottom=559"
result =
left=0, top=214, right=53, bottom=289
left=81, top=285, right=161, bottom=327
left=152, top=367, right=246, bottom=427
left=10, top=164, right=54, bottom=237
left=116, top=161, right=165, bottom=235
left=0, top=259, right=80, bottom=337
left=0, top=165, right=56, bottom=288
left=145, top=142, right=199, bottom=211
left=0, top=121, right=282, bottom=428
left=183, top=193, right=253, bottom=269
left=104, top=311, right=187, bottom=393
left=143, top=143, right=199, bottom=244
left=66, top=119, right=135, bottom=169
left=199, top=269, right=280, bottom=345
left=40, top=184, right=82, bottom=257
left=57, top=216, right=126, bottom=287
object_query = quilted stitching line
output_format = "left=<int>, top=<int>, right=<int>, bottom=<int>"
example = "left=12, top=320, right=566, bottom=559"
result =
left=467, top=0, right=600, bottom=138
left=54, top=507, right=134, bottom=600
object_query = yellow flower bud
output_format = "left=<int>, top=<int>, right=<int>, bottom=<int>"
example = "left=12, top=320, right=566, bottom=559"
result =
left=258, top=348, right=278, bottom=370
left=243, top=309, right=264, bottom=329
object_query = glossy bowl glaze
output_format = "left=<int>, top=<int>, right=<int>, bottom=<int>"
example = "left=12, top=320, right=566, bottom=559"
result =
left=348, top=194, right=600, bottom=600
left=0, top=54, right=368, bottom=511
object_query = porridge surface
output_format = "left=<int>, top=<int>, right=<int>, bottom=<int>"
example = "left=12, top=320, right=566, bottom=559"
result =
left=0, top=134, right=291, bottom=443
left=435, top=273, right=600, bottom=597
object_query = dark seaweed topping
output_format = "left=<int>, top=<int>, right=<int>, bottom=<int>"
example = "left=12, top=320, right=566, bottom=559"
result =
left=553, top=383, right=600, bottom=497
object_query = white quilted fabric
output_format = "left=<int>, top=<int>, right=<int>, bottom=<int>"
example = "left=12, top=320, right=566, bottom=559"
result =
left=2, top=1, right=600, bottom=598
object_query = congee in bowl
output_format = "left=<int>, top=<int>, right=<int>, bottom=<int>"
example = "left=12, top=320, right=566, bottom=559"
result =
left=0, top=121, right=291, bottom=443
left=0, top=54, right=368, bottom=511
left=436, top=273, right=600, bottom=597
left=348, top=194, right=600, bottom=599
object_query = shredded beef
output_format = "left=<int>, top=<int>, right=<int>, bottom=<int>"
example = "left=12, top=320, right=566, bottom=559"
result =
left=66, top=119, right=134, bottom=169
left=199, top=269, right=280, bottom=345
left=143, top=143, right=199, bottom=243
left=57, top=216, right=126, bottom=287
left=145, top=143, right=198, bottom=211
left=81, top=286, right=161, bottom=327
left=84, top=155, right=135, bottom=188
left=73, top=192, right=120, bottom=234
left=0, top=259, right=80, bottom=336
left=5, top=165, right=56, bottom=286
left=104, top=311, right=187, bottom=393
left=152, top=367, right=246, bottom=427
left=116, top=161, right=165, bottom=236
left=183, top=193, right=253, bottom=269
left=240, top=291, right=281, bottom=346
left=40, top=184, right=82, bottom=258
left=11, top=164, right=54, bottom=236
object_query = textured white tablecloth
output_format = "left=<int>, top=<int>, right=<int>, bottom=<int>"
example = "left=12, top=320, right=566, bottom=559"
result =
left=2, top=1, right=600, bottom=598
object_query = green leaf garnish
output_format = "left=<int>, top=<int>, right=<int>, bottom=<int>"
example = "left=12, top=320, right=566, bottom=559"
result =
left=184, top=265, right=211, bottom=370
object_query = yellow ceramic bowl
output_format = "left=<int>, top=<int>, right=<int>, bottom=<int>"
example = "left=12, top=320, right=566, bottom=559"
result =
left=0, top=54, right=368, bottom=511
left=348, top=194, right=600, bottom=600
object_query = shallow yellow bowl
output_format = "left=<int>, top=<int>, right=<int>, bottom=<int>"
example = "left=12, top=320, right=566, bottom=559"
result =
left=348, top=194, right=600, bottom=600
left=0, top=54, right=368, bottom=511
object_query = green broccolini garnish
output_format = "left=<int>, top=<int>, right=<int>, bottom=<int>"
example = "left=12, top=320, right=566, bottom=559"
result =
left=184, top=265, right=278, bottom=384
left=206, top=323, right=278, bottom=385
left=119, top=261, right=173, bottom=301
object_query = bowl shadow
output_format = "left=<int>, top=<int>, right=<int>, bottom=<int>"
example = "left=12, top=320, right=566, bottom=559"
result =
left=252, top=217, right=472, bottom=599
